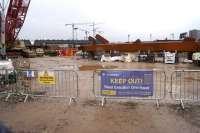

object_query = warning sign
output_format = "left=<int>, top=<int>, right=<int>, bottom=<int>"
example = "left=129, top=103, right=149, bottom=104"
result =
left=38, top=71, right=56, bottom=85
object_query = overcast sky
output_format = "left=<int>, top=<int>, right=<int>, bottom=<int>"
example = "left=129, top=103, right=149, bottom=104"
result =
left=18, top=0, right=200, bottom=42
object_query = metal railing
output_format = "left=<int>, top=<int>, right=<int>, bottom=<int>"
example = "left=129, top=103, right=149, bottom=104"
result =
left=0, top=69, right=17, bottom=95
left=2, top=67, right=200, bottom=109
left=1, top=69, right=79, bottom=105
left=171, top=70, right=200, bottom=109
left=93, top=69, right=166, bottom=107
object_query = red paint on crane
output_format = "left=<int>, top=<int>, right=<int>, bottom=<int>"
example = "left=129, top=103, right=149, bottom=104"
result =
left=5, top=0, right=31, bottom=44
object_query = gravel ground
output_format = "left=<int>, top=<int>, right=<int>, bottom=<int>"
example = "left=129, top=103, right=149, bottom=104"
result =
left=0, top=56, right=200, bottom=133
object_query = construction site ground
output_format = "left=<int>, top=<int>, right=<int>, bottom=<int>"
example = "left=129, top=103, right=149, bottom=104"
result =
left=1, top=57, right=200, bottom=133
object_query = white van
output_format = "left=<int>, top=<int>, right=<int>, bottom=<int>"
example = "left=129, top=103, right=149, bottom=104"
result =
left=192, top=52, right=200, bottom=65
left=164, top=52, right=176, bottom=64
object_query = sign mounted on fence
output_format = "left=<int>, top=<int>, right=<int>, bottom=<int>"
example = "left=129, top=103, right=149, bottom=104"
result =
left=38, top=71, right=56, bottom=85
left=26, top=70, right=35, bottom=78
left=101, top=70, right=154, bottom=97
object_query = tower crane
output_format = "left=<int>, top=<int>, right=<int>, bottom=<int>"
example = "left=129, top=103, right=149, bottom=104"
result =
left=78, top=28, right=90, bottom=40
left=65, top=23, right=92, bottom=47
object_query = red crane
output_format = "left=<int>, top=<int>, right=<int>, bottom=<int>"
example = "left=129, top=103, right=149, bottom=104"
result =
left=5, top=0, right=31, bottom=44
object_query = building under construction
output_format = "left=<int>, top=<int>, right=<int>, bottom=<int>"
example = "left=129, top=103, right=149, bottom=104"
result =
left=78, top=30, right=200, bottom=61
left=79, top=31, right=200, bottom=53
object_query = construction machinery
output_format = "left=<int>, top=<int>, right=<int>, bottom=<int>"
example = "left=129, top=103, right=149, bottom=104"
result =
left=0, top=0, right=31, bottom=89
left=0, top=0, right=31, bottom=57
left=192, top=52, right=200, bottom=65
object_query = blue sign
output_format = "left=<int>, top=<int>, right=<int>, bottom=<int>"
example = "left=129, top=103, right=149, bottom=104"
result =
left=26, top=70, right=35, bottom=78
left=101, top=70, right=154, bottom=97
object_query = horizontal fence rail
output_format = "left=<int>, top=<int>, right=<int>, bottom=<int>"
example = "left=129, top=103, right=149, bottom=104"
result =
left=93, top=69, right=166, bottom=107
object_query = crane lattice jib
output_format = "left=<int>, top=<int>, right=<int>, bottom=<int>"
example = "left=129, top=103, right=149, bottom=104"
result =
left=5, top=0, right=31, bottom=43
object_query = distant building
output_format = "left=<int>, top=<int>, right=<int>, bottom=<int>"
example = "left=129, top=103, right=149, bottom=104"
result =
left=32, top=40, right=89, bottom=50
left=34, top=40, right=89, bottom=47
left=189, top=30, right=200, bottom=41
left=22, top=40, right=32, bottom=47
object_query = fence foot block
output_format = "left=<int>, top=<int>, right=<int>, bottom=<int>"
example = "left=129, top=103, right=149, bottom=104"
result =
left=156, top=99, right=160, bottom=109
left=24, top=94, right=30, bottom=103
left=180, top=99, right=185, bottom=110
left=69, top=97, right=76, bottom=105
left=101, top=97, right=106, bottom=107
left=5, top=93, right=12, bottom=102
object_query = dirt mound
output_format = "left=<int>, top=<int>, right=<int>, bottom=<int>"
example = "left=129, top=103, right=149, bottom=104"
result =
left=79, top=65, right=117, bottom=71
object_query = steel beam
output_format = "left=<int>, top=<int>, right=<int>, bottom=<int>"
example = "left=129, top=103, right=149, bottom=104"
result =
left=79, top=41, right=200, bottom=52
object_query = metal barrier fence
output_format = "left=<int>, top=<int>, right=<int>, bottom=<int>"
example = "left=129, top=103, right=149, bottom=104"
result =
left=49, top=65, right=77, bottom=71
left=0, top=69, right=78, bottom=105
left=1, top=67, right=200, bottom=109
left=93, top=69, right=166, bottom=107
left=0, top=69, right=16, bottom=95
left=171, top=70, right=200, bottom=109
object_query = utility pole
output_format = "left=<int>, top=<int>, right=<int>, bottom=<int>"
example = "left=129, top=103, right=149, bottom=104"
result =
left=150, top=34, right=152, bottom=41
left=92, top=22, right=95, bottom=37
left=128, top=34, right=130, bottom=43
left=170, top=33, right=175, bottom=40
left=78, top=28, right=90, bottom=40
left=90, top=22, right=103, bottom=37
left=0, top=0, right=6, bottom=57
left=71, top=24, right=75, bottom=47
left=74, top=27, right=78, bottom=47
left=65, top=22, right=103, bottom=46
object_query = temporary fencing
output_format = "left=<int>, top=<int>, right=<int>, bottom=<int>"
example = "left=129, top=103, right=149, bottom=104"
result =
left=0, top=69, right=16, bottom=96
left=0, top=68, right=78, bottom=105
left=1, top=67, right=200, bottom=109
left=171, top=70, right=200, bottom=109
left=93, top=69, right=166, bottom=107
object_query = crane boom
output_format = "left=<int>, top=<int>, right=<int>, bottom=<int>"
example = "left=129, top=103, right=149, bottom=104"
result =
left=5, top=0, right=31, bottom=44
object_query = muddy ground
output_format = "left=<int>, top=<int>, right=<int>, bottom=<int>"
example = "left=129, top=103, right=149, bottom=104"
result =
left=0, top=57, right=200, bottom=133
